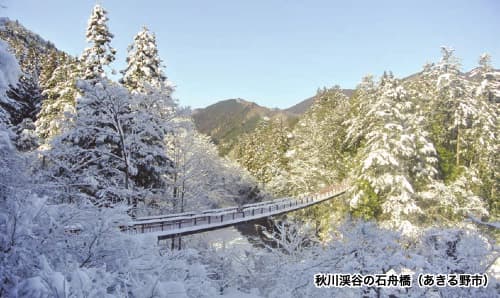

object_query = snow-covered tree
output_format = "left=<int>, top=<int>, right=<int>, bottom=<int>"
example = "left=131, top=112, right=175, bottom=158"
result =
left=35, top=54, right=81, bottom=142
left=477, top=53, right=500, bottom=103
left=132, top=83, right=177, bottom=133
left=344, top=74, right=377, bottom=150
left=287, top=86, right=349, bottom=196
left=47, top=80, right=170, bottom=207
left=349, top=74, right=439, bottom=231
left=416, top=49, right=496, bottom=219
left=0, top=123, right=48, bottom=296
left=417, top=47, right=475, bottom=178
left=80, top=4, right=116, bottom=80
left=231, top=117, right=291, bottom=188
left=0, top=127, right=219, bottom=297
left=12, top=118, right=38, bottom=151
left=121, top=27, right=173, bottom=94
left=165, top=122, right=208, bottom=212
left=152, top=115, right=262, bottom=215
left=0, top=39, right=21, bottom=125
left=6, top=70, right=42, bottom=125
left=38, top=48, right=59, bottom=90
left=130, top=86, right=177, bottom=192
left=471, top=54, right=499, bottom=216
left=244, top=220, right=498, bottom=298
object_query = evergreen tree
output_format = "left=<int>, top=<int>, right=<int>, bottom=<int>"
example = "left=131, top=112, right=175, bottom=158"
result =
left=477, top=53, right=500, bottom=103
left=4, top=73, right=41, bottom=125
left=231, top=117, right=291, bottom=188
left=349, top=75, right=439, bottom=230
left=279, top=87, right=349, bottom=198
left=35, top=54, right=81, bottom=142
left=418, top=49, right=495, bottom=219
left=121, top=27, right=172, bottom=94
left=128, top=86, right=177, bottom=193
left=0, top=20, right=65, bottom=128
left=344, top=74, right=377, bottom=150
left=0, top=41, right=42, bottom=126
left=80, top=4, right=116, bottom=80
left=12, top=118, right=38, bottom=151
left=47, top=80, right=170, bottom=207
left=420, top=47, right=476, bottom=179
left=38, top=48, right=59, bottom=90
left=471, top=54, right=499, bottom=216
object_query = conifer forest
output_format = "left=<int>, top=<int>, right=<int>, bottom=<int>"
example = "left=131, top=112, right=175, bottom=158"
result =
left=0, top=3, right=498, bottom=298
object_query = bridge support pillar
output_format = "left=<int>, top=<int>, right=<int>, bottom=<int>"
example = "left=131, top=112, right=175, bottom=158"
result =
left=170, top=235, right=182, bottom=250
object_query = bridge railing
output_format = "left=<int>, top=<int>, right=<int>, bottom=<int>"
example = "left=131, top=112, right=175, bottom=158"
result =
left=123, top=183, right=349, bottom=235
left=123, top=199, right=304, bottom=234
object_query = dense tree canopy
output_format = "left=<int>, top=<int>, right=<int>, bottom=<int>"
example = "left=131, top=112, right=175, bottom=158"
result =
left=0, top=3, right=498, bottom=297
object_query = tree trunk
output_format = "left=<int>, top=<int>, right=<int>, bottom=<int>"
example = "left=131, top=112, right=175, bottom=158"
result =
left=180, top=180, right=185, bottom=213
left=173, top=177, right=178, bottom=212
left=115, top=115, right=130, bottom=204
left=456, top=126, right=460, bottom=166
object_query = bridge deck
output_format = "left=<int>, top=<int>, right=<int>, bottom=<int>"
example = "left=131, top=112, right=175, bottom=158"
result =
left=124, top=185, right=347, bottom=240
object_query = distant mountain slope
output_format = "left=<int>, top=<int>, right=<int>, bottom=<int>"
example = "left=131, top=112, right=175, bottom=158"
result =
left=0, top=18, right=66, bottom=124
left=284, top=89, right=354, bottom=115
left=283, top=96, right=315, bottom=115
left=192, top=98, right=298, bottom=155
left=0, top=18, right=64, bottom=71
left=192, top=89, right=355, bottom=155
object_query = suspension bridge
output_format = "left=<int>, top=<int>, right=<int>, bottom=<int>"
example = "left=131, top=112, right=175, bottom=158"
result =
left=121, top=182, right=348, bottom=242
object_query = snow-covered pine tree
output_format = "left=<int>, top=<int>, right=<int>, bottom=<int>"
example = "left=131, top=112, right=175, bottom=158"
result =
left=119, top=27, right=179, bottom=201
left=80, top=4, right=116, bottom=80
left=47, top=80, right=170, bottom=208
left=5, top=70, right=42, bottom=125
left=231, top=117, right=290, bottom=188
left=477, top=53, right=500, bottom=103
left=38, top=48, right=59, bottom=90
left=35, top=54, right=81, bottom=142
left=127, top=88, right=176, bottom=193
left=0, top=19, right=62, bottom=126
left=121, top=27, right=172, bottom=94
left=423, top=47, right=478, bottom=178
left=287, top=86, right=349, bottom=196
left=472, top=54, right=499, bottom=216
left=281, top=87, right=351, bottom=239
left=12, top=118, right=38, bottom=151
left=349, top=74, right=439, bottom=232
left=415, top=48, right=494, bottom=220
left=344, top=74, right=377, bottom=151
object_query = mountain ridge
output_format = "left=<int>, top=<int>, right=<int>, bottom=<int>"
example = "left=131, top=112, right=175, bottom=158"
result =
left=192, top=89, right=355, bottom=155
left=192, top=98, right=298, bottom=155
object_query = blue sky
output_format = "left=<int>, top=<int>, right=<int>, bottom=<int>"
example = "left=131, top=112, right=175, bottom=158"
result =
left=3, top=0, right=500, bottom=108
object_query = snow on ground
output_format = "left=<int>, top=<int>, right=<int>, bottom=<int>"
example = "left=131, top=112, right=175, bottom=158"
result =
left=221, top=288, right=263, bottom=298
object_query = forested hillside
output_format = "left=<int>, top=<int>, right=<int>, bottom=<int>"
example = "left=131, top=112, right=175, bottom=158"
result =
left=192, top=98, right=297, bottom=155
left=232, top=50, right=499, bottom=234
left=0, top=6, right=266, bottom=296
left=192, top=89, right=354, bottom=156
left=0, top=3, right=498, bottom=298
left=0, top=18, right=65, bottom=127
